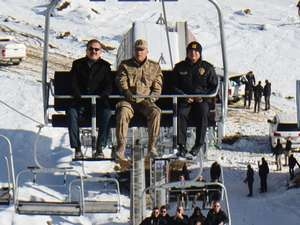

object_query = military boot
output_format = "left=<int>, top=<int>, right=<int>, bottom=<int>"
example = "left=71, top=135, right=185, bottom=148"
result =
left=148, top=137, right=159, bottom=158
left=115, top=143, right=126, bottom=161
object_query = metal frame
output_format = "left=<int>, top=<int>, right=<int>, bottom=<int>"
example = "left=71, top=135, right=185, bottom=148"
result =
left=69, top=177, right=121, bottom=213
left=0, top=135, right=16, bottom=205
left=14, top=167, right=84, bottom=216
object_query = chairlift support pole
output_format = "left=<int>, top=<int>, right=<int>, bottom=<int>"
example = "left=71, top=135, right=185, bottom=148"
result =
left=297, top=80, right=300, bottom=129
left=42, top=0, right=60, bottom=125
left=208, top=0, right=229, bottom=135
left=161, top=0, right=174, bottom=69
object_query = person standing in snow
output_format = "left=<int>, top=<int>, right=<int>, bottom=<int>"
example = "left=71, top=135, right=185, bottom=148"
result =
left=263, top=80, right=271, bottom=110
left=283, top=137, right=292, bottom=166
left=297, top=1, right=300, bottom=17
left=253, top=81, right=263, bottom=113
left=241, top=71, right=256, bottom=109
left=171, top=41, right=218, bottom=158
left=67, top=39, right=112, bottom=159
left=288, top=154, right=300, bottom=180
left=258, top=157, right=269, bottom=193
left=273, top=138, right=283, bottom=171
left=244, top=164, right=254, bottom=197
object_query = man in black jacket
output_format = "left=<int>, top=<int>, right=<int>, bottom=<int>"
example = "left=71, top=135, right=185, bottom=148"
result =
left=241, top=71, right=256, bottom=109
left=68, top=39, right=112, bottom=159
left=171, top=41, right=218, bottom=157
left=244, top=164, right=254, bottom=197
left=258, top=157, right=269, bottom=193
left=263, top=80, right=271, bottom=110
left=205, top=201, right=228, bottom=225
left=254, top=81, right=263, bottom=113
left=140, top=207, right=163, bottom=225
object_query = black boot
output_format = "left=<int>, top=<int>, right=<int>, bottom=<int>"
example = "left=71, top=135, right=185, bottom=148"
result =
left=190, top=144, right=202, bottom=156
left=75, top=147, right=83, bottom=159
left=93, top=146, right=104, bottom=159
left=176, top=144, right=187, bottom=157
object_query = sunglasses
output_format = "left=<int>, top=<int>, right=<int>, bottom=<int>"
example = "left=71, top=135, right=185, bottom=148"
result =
left=135, top=47, right=145, bottom=51
left=161, top=210, right=167, bottom=213
left=88, top=47, right=100, bottom=52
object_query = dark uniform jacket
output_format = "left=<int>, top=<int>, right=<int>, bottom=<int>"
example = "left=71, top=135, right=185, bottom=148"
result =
left=263, top=83, right=271, bottom=97
left=70, top=56, right=112, bottom=100
left=171, top=58, right=218, bottom=96
left=205, top=209, right=229, bottom=225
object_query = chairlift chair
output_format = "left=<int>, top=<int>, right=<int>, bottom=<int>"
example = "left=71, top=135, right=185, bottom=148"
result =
left=0, top=135, right=15, bottom=206
left=69, top=177, right=121, bottom=213
left=14, top=167, right=84, bottom=216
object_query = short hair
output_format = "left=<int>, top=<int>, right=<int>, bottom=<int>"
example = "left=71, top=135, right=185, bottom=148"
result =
left=86, top=39, right=101, bottom=48
left=160, top=205, right=167, bottom=210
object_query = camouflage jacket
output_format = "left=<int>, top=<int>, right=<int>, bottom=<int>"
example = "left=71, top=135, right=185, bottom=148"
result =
left=116, top=57, right=163, bottom=102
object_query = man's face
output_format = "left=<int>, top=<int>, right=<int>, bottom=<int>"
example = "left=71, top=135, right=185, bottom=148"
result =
left=86, top=42, right=101, bottom=61
left=187, top=49, right=201, bottom=63
left=153, top=209, right=160, bottom=218
left=134, top=47, right=148, bottom=63
left=212, top=202, right=221, bottom=213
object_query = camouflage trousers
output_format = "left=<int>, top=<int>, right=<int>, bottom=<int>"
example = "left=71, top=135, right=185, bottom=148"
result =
left=116, top=100, right=161, bottom=151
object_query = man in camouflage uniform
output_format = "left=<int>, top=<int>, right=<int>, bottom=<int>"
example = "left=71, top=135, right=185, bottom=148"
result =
left=115, top=39, right=163, bottom=160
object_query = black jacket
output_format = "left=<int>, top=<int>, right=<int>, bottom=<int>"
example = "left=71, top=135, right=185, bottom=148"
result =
left=205, top=209, right=228, bottom=225
left=254, top=84, right=263, bottom=99
left=242, top=74, right=256, bottom=91
left=140, top=216, right=163, bottom=225
left=289, top=155, right=300, bottom=169
left=159, top=214, right=172, bottom=225
left=171, top=58, right=218, bottom=95
left=244, top=167, right=254, bottom=183
left=172, top=214, right=189, bottom=225
left=285, top=139, right=292, bottom=151
left=210, top=162, right=221, bottom=182
left=259, top=161, right=269, bottom=177
left=70, top=56, right=112, bottom=99
left=263, top=83, right=271, bottom=97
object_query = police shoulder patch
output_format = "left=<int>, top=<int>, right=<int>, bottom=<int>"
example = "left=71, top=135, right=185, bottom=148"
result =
left=199, top=67, right=206, bottom=76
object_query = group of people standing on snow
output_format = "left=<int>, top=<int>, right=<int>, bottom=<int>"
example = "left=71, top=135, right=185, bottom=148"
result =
left=244, top=148, right=300, bottom=197
left=241, top=71, right=271, bottom=113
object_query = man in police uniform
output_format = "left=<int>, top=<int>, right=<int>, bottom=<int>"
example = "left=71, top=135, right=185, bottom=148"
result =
left=171, top=41, right=218, bottom=157
left=115, top=39, right=163, bottom=160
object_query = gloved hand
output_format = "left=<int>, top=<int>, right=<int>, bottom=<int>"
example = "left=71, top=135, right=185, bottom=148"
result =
left=123, top=89, right=135, bottom=102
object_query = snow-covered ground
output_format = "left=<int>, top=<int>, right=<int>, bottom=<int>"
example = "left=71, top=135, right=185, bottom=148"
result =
left=0, top=0, right=300, bottom=225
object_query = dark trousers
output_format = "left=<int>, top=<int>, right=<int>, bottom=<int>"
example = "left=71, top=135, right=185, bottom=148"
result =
left=289, top=167, right=295, bottom=180
left=248, top=181, right=253, bottom=196
left=264, top=95, right=270, bottom=110
left=244, top=90, right=253, bottom=108
left=254, top=97, right=261, bottom=112
left=67, top=102, right=111, bottom=149
left=177, top=101, right=209, bottom=147
left=260, top=175, right=268, bottom=192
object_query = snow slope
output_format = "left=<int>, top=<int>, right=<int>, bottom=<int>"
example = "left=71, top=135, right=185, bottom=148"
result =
left=0, top=0, right=300, bottom=225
